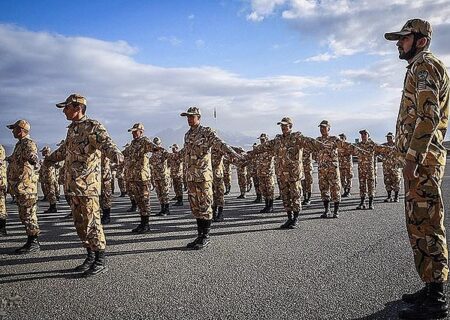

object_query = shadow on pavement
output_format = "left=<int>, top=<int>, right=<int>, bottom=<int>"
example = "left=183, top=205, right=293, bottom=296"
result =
left=352, top=300, right=403, bottom=319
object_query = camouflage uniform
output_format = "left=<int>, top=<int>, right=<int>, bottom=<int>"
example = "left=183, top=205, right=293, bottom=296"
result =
left=167, top=148, right=184, bottom=200
left=116, top=161, right=127, bottom=196
left=248, top=145, right=261, bottom=203
left=234, top=147, right=248, bottom=198
left=337, top=134, right=354, bottom=196
left=301, top=148, right=314, bottom=198
left=39, top=147, right=58, bottom=207
left=380, top=138, right=402, bottom=200
left=211, top=144, right=225, bottom=208
left=223, top=157, right=232, bottom=194
left=316, top=135, right=342, bottom=203
left=0, top=145, right=7, bottom=222
left=100, top=154, right=113, bottom=210
left=149, top=140, right=170, bottom=213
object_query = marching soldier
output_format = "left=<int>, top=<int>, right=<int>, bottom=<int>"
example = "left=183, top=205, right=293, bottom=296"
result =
left=39, top=146, right=58, bottom=213
left=386, top=19, right=449, bottom=318
left=7, top=120, right=40, bottom=254
left=380, top=132, right=401, bottom=202
left=0, top=144, right=7, bottom=236
left=338, top=133, right=354, bottom=197
left=252, top=133, right=275, bottom=213
left=180, top=106, right=240, bottom=249
left=234, top=147, right=248, bottom=199
left=149, top=137, right=171, bottom=216
left=46, top=94, right=123, bottom=276
left=167, top=144, right=184, bottom=206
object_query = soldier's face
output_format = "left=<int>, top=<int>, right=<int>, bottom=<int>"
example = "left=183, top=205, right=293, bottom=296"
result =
left=63, top=104, right=81, bottom=120
left=187, top=115, right=200, bottom=127
left=387, top=136, right=393, bottom=143
left=339, top=136, right=346, bottom=142
left=361, top=133, right=368, bottom=142
left=12, top=127, right=26, bottom=139
left=280, top=124, right=291, bottom=134
left=320, top=126, right=329, bottom=136
left=396, top=34, right=414, bottom=60
left=132, top=130, right=143, bottom=139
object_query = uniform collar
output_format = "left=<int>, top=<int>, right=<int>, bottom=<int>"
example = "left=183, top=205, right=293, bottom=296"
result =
left=407, top=50, right=429, bottom=69
left=68, top=115, right=88, bottom=128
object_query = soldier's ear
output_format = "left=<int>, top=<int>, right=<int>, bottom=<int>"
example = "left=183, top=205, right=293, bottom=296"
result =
left=416, top=37, right=428, bottom=49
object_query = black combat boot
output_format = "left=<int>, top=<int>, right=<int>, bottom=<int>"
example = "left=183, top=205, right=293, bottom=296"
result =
left=83, top=250, right=108, bottom=277
left=120, top=191, right=127, bottom=197
left=73, top=248, right=95, bottom=272
left=253, top=193, right=262, bottom=203
left=266, top=199, right=274, bottom=213
left=138, top=215, right=151, bottom=233
left=224, top=186, right=231, bottom=195
left=132, top=216, right=146, bottom=233
left=157, top=203, right=165, bottom=216
left=186, top=219, right=202, bottom=248
left=399, top=283, right=448, bottom=319
left=127, top=200, right=137, bottom=212
left=320, top=200, right=330, bottom=218
left=194, top=219, right=211, bottom=250
left=164, top=203, right=170, bottom=216
left=280, top=212, right=293, bottom=229
left=384, top=191, right=392, bottom=203
left=43, top=203, right=57, bottom=213
left=237, top=193, right=246, bottom=199
left=288, top=212, right=300, bottom=229
left=394, top=191, right=399, bottom=202
left=332, top=202, right=340, bottom=218
left=402, top=284, right=429, bottom=304
left=0, top=219, right=7, bottom=237
left=275, top=195, right=281, bottom=200
left=216, top=207, right=224, bottom=222
left=260, top=199, right=269, bottom=213
left=173, top=196, right=183, bottom=206
left=368, top=197, right=374, bottom=210
left=171, top=195, right=178, bottom=201
left=15, top=235, right=40, bottom=254
left=302, top=192, right=311, bottom=206
left=342, top=188, right=349, bottom=198
left=356, top=197, right=366, bottom=210
left=212, top=206, right=218, bottom=221
left=101, top=208, right=111, bottom=224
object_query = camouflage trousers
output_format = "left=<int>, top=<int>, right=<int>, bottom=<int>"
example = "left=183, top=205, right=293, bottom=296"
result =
left=126, top=181, right=135, bottom=202
left=318, top=166, right=341, bottom=202
left=358, top=163, right=375, bottom=197
left=278, top=178, right=302, bottom=212
left=100, top=180, right=112, bottom=210
left=187, top=180, right=213, bottom=220
left=70, top=196, right=106, bottom=251
left=43, top=179, right=58, bottom=205
left=237, top=170, right=247, bottom=194
left=172, top=176, right=183, bottom=198
left=340, top=165, right=353, bottom=190
left=154, top=178, right=170, bottom=205
left=128, top=181, right=151, bottom=216
left=252, top=176, right=260, bottom=196
left=258, top=175, right=274, bottom=200
left=404, top=165, right=448, bottom=283
left=302, top=168, right=313, bottom=193
left=383, top=167, right=402, bottom=193
left=223, top=167, right=232, bottom=190
left=17, top=194, right=40, bottom=236
left=118, top=177, right=126, bottom=194
left=0, top=190, right=7, bottom=220
left=213, top=177, right=225, bottom=207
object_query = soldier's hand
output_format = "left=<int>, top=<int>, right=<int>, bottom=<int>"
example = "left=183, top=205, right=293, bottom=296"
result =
left=403, top=159, right=419, bottom=180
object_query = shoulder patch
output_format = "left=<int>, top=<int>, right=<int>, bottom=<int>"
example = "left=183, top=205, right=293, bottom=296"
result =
left=417, top=70, right=428, bottom=80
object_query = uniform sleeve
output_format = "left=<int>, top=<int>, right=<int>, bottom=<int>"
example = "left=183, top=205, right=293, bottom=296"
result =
left=46, top=143, right=67, bottom=163
left=25, top=140, right=39, bottom=165
left=94, top=123, right=122, bottom=161
left=406, top=62, right=442, bottom=164
left=298, top=135, right=322, bottom=152
left=209, top=131, right=240, bottom=161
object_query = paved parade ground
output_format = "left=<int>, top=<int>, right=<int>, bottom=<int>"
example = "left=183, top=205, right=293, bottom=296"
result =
left=1, top=162, right=450, bottom=320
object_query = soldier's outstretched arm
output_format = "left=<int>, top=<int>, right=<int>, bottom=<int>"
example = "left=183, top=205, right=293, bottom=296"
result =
left=93, top=123, right=123, bottom=164
left=46, top=142, right=66, bottom=163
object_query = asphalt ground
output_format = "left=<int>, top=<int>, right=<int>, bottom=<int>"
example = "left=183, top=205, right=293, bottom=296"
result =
left=1, top=162, right=450, bottom=320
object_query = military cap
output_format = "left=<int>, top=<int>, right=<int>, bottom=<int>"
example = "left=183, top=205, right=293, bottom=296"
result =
left=171, top=144, right=179, bottom=149
left=40, top=146, right=51, bottom=153
left=318, top=120, right=330, bottom=127
left=386, top=132, right=394, bottom=137
left=56, top=139, right=65, bottom=146
left=338, top=133, right=347, bottom=139
left=385, top=19, right=432, bottom=41
left=359, top=129, right=370, bottom=135
left=253, top=143, right=258, bottom=147
left=128, top=123, right=145, bottom=132
left=7, top=119, right=31, bottom=131
left=277, top=117, right=293, bottom=126
left=56, top=93, right=87, bottom=108
left=258, top=133, right=268, bottom=140
left=180, top=106, right=201, bottom=117
left=153, top=137, right=162, bottom=145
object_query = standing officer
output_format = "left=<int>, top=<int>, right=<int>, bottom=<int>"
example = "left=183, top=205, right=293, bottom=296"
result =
left=252, top=133, right=275, bottom=213
left=0, top=144, right=7, bottom=236
left=46, top=94, right=123, bottom=276
left=386, top=19, right=449, bottom=318
left=39, top=146, right=58, bottom=213
left=149, top=137, right=170, bottom=216
left=7, top=120, right=40, bottom=253
left=180, top=106, right=240, bottom=249
left=167, top=144, right=184, bottom=206
left=380, top=132, right=402, bottom=202
left=338, top=133, right=354, bottom=197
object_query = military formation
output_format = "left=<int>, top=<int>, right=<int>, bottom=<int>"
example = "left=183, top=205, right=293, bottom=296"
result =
left=0, top=18, right=448, bottom=320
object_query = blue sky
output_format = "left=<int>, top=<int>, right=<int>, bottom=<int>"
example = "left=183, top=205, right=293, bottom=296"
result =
left=0, top=0, right=449, bottom=148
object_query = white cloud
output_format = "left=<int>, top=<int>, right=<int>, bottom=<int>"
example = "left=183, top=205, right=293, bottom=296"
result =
left=157, top=36, right=182, bottom=46
left=304, top=52, right=336, bottom=62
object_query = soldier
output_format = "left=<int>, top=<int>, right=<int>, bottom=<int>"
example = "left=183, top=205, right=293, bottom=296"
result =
left=316, top=120, right=345, bottom=218
left=100, top=153, right=113, bottom=224
left=252, top=133, right=275, bottom=213
left=46, top=94, right=123, bottom=276
left=116, top=159, right=127, bottom=197
left=301, top=148, right=314, bottom=206
left=0, top=144, right=7, bottom=236
left=180, top=106, right=240, bottom=249
left=149, top=137, right=171, bottom=216
left=6, top=120, right=40, bottom=253
left=223, top=157, right=232, bottom=195
left=338, top=133, right=354, bottom=197
left=249, top=117, right=319, bottom=228
left=234, top=147, right=248, bottom=199
left=167, top=144, right=184, bottom=206
left=380, top=132, right=402, bottom=203
left=386, top=19, right=449, bottom=318
left=123, top=123, right=159, bottom=231
left=211, top=143, right=226, bottom=221
left=39, top=146, right=58, bottom=213
left=249, top=143, right=262, bottom=203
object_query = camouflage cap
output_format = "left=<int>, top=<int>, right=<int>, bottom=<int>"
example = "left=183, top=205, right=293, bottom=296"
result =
left=359, top=129, right=370, bottom=135
left=171, top=144, right=179, bottom=149
left=318, top=120, right=330, bottom=127
left=385, top=19, right=432, bottom=41
left=180, top=106, right=201, bottom=117
left=7, top=119, right=31, bottom=131
left=258, top=133, right=268, bottom=140
left=56, top=139, right=65, bottom=146
left=153, top=137, right=162, bottom=145
left=128, top=123, right=145, bottom=132
left=56, top=93, right=87, bottom=108
left=386, top=132, right=394, bottom=137
left=40, top=146, right=51, bottom=153
left=277, top=117, right=293, bottom=126
left=339, top=133, right=347, bottom=139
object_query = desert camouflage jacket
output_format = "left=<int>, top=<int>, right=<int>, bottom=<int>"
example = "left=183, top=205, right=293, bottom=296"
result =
left=0, top=145, right=7, bottom=191
left=167, top=152, right=183, bottom=178
left=122, top=136, right=158, bottom=182
left=149, top=148, right=170, bottom=181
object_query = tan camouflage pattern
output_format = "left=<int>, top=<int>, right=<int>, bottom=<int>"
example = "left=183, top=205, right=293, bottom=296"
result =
left=212, top=144, right=225, bottom=207
left=149, top=148, right=170, bottom=204
left=17, top=194, right=39, bottom=236
left=223, top=157, right=232, bottom=191
left=8, top=136, right=39, bottom=196
left=236, top=162, right=247, bottom=195
left=0, top=145, right=7, bottom=219
left=338, top=142, right=354, bottom=190
left=71, top=195, right=106, bottom=250
left=122, top=136, right=157, bottom=182
left=100, top=154, right=112, bottom=210
left=302, top=148, right=314, bottom=193
left=187, top=180, right=213, bottom=219
left=248, top=142, right=275, bottom=200
left=128, top=181, right=151, bottom=216
left=380, top=141, right=402, bottom=192
left=316, top=136, right=344, bottom=202
left=39, top=155, right=58, bottom=205
left=168, top=151, right=183, bottom=197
